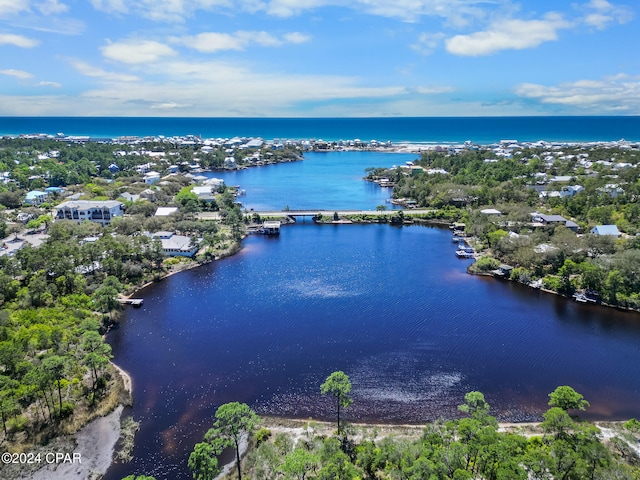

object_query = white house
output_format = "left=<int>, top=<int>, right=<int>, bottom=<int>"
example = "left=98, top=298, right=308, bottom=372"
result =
left=155, top=207, right=178, bottom=217
left=480, top=208, right=502, bottom=216
left=152, top=231, right=200, bottom=257
left=192, top=185, right=215, bottom=201
left=54, top=200, right=124, bottom=226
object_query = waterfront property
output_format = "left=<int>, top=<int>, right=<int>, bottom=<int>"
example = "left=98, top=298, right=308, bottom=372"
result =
left=54, top=200, right=125, bottom=226
left=260, top=221, right=281, bottom=235
left=151, top=231, right=200, bottom=257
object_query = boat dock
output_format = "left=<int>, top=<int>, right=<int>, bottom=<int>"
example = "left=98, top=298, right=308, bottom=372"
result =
left=119, top=298, right=144, bottom=307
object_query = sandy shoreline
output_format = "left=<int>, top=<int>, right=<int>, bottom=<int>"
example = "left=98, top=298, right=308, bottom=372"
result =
left=4, top=364, right=133, bottom=480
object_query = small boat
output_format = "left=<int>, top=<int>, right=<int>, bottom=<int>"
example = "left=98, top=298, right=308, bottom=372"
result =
left=573, top=293, right=588, bottom=303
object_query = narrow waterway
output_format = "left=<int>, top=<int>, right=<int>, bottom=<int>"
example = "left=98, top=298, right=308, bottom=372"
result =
left=106, top=223, right=640, bottom=479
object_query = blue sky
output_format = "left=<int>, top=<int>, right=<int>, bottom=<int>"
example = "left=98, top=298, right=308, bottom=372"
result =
left=0, top=0, right=637, bottom=116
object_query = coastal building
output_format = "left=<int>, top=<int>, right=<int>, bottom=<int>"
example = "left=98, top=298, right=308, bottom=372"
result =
left=119, top=192, right=140, bottom=202
left=530, top=213, right=579, bottom=232
left=560, top=185, right=584, bottom=198
left=155, top=207, right=178, bottom=217
left=192, top=185, right=216, bottom=201
left=25, top=190, right=49, bottom=205
left=480, top=208, right=502, bottom=216
left=598, top=184, right=625, bottom=198
left=590, top=225, right=621, bottom=237
left=144, top=171, right=161, bottom=184
left=54, top=200, right=124, bottom=226
left=261, top=221, right=281, bottom=235
left=152, top=231, right=200, bottom=257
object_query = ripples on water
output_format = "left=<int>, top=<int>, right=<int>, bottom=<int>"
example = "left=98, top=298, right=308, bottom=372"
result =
left=106, top=223, right=640, bottom=479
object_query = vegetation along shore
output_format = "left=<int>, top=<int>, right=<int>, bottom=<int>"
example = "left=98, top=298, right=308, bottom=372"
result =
left=1, top=133, right=639, bottom=479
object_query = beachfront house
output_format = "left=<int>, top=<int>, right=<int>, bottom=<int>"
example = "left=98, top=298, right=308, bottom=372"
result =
left=54, top=200, right=124, bottom=227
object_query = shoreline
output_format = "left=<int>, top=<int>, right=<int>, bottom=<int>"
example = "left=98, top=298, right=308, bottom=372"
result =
left=213, top=416, right=640, bottom=479
left=6, top=364, right=133, bottom=480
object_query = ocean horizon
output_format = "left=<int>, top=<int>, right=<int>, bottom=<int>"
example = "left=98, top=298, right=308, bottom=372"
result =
left=1, top=116, right=639, bottom=144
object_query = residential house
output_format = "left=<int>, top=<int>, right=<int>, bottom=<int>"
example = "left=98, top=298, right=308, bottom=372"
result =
left=140, top=189, right=157, bottom=201
left=54, top=200, right=124, bottom=226
left=155, top=207, right=178, bottom=217
left=152, top=231, right=200, bottom=257
left=144, top=171, right=161, bottom=185
left=560, top=185, right=584, bottom=198
left=590, top=225, right=621, bottom=237
left=598, top=184, right=625, bottom=198
left=480, top=208, right=502, bottom=216
left=25, top=190, right=49, bottom=205
left=192, top=185, right=216, bottom=201
left=530, top=213, right=579, bottom=232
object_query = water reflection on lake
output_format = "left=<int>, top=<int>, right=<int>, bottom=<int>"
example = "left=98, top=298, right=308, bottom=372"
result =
left=106, top=223, right=640, bottom=480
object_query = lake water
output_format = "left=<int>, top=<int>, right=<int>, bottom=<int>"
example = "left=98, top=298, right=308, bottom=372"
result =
left=208, top=151, right=415, bottom=211
left=105, top=152, right=640, bottom=480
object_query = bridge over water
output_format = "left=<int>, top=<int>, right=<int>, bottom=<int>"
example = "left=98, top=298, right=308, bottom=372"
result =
left=198, top=209, right=436, bottom=220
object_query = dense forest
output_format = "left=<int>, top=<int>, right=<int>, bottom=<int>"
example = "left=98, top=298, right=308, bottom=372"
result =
left=0, top=137, right=257, bottom=452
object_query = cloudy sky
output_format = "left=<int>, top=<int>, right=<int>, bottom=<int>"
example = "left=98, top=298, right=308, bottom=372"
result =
left=0, top=0, right=637, bottom=116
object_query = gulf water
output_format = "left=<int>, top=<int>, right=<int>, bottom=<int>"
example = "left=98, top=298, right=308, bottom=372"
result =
left=105, top=151, right=640, bottom=480
left=2, top=116, right=640, bottom=143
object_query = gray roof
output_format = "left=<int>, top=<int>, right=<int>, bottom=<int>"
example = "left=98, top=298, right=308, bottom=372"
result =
left=56, top=200, right=123, bottom=210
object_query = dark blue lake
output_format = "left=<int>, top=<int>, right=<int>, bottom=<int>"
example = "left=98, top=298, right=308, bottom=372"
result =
left=105, top=153, right=640, bottom=480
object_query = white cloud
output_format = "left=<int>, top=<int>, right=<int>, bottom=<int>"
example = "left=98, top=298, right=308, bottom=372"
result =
left=0, top=0, right=30, bottom=16
left=90, top=0, right=233, bottom=22
left=53, top=57, right=407, bottom=115
left=175, top=32, right=245, bottom=52
left=410, top=32, right=445, bottom=56
left=37, top=0, right=68, bottom=15
left=89, top=0, right=128, bottom=14
left=86, top=0, right=499, bottom=25
left=581, top=0, right=633, bottom=30
left=416, top=85, right=454, bottom=94
left=37, top=81, right=62, bottom=87
left=70, top=59, right=140, bottom=82
left=0, top=33, right=40, bottom=47
left=0, top=69, right=33, bottom=79
left=101, top=39, right=177, bottom=64
left=283, top=32, right=311, bottom=44
left=445, top=13, right=571, bottom=56
left=173, top=30, right=310, bottom=52
left=515, top=74, right=640, bottom=112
